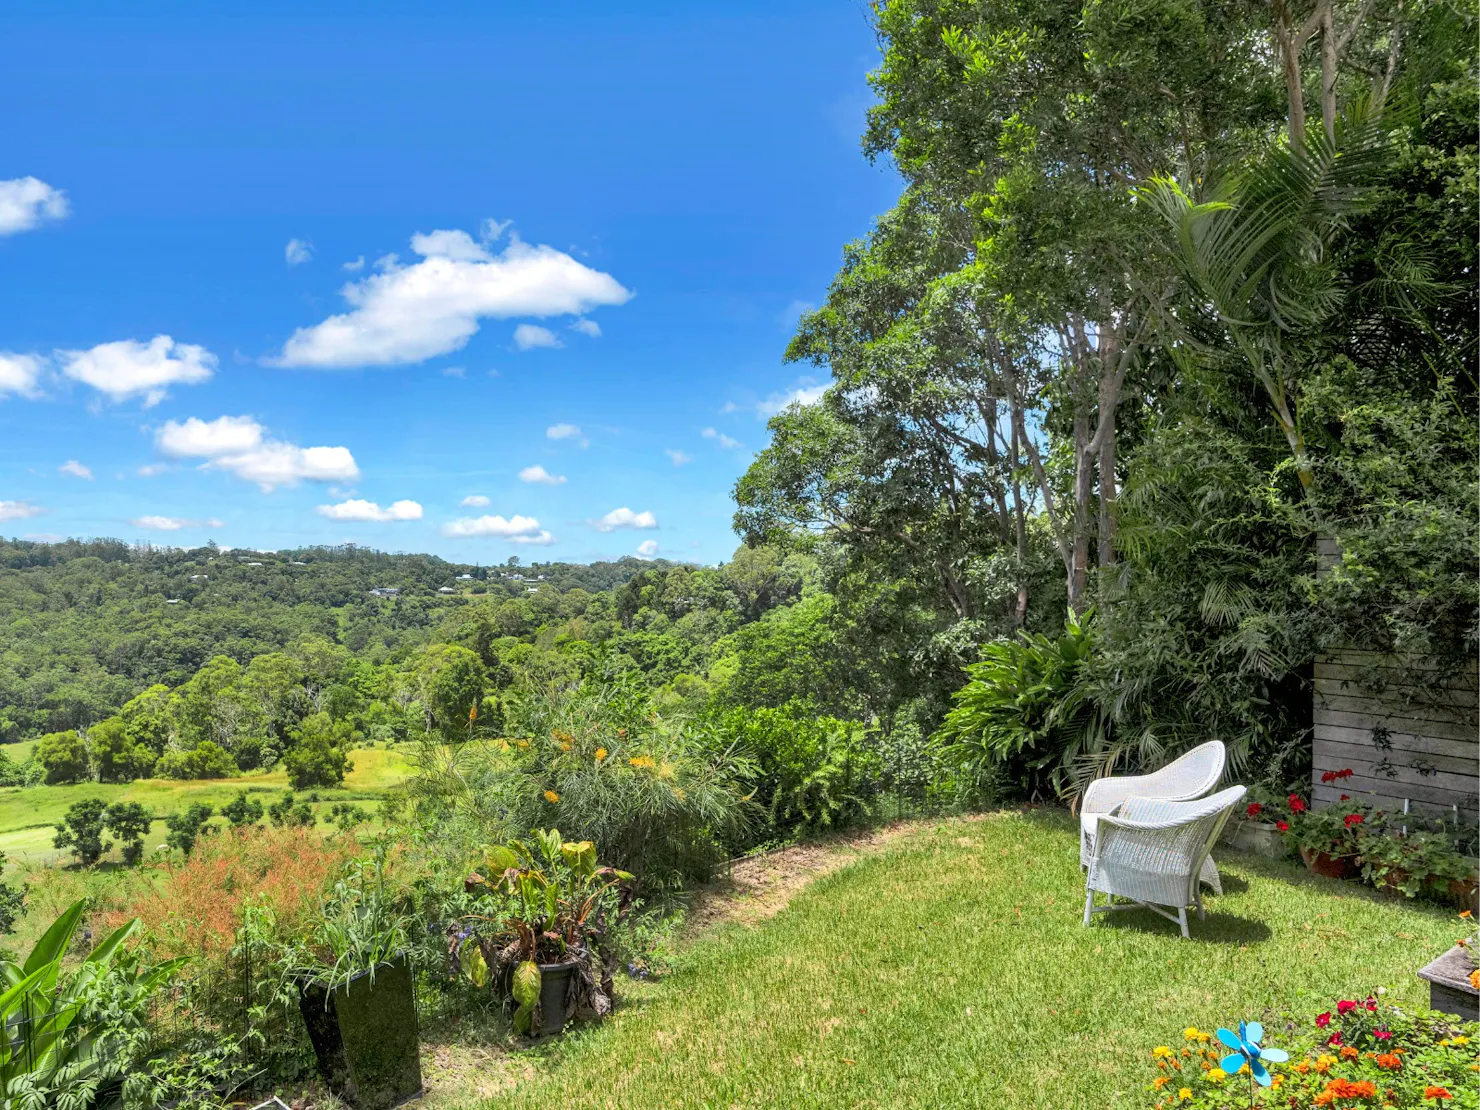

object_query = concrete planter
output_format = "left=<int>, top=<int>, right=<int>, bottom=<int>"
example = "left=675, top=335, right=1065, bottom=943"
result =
left=1417, top=945, right=1480, bottom=1021
left=1222, top=819, right=1288, bottom=859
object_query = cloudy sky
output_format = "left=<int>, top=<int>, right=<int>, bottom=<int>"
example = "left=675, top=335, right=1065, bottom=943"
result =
left=0, top=2, right=896, bottom=564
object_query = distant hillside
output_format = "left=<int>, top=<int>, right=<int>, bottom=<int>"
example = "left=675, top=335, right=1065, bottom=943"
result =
left=0, top=537, right=669, bottom=740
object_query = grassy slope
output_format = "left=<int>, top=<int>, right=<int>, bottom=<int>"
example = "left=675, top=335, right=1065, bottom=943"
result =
left=482, top=811, right=1460, bottom=1110
left=0, top=746, right=413, bottom=862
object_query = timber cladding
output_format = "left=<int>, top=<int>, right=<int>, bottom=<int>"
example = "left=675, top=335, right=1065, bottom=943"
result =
left=1312, top=649, right=1479, bottom=820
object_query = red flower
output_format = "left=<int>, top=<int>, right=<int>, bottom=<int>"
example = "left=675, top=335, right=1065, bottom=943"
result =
left=1288, top=795, right=1307, bottom=813
left=1344, top=813, right=1364, bottom=828
left=1328, top=1030, right=1344, bottom=1046
left=1321, top=770, right=1336, bottom=783
left=1340, top=794, right=1350, bottom=801
left=1246, top=802, right=1264, bottom=817
left=1336, top=1000, right=1357, bottom=1015
left=1364, top=997, right=1377, bottom=1012
left=1373, top=1028, right=1392, bottom=1039
left=1315, top=1011, right=1332, bottom=1028
left=1337, top=768, right=1353, bottom=779
left=1276, top=820, right=1290, bottom=832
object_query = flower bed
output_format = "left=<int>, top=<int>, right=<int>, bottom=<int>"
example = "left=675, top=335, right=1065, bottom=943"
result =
left=1147, top=997, right=1479, bottom=1107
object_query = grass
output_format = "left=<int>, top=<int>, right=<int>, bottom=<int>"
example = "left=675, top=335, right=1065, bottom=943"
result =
left=0, top=745, right=414, bottom=863
left=475, top=811, right=1462, bottom=1109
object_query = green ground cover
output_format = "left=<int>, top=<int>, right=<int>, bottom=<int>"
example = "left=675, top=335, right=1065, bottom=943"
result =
left=479, top=812, right=1460, bottom=1110
left=0, top=745, right=413, bottom=863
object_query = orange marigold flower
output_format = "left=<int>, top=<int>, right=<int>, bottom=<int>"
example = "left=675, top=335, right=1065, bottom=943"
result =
left=1425, top=1087, right=1453, bottom=1101
left=1469, top=968, right=1480, bottom=990
left=1374, top=1053, right=1402, bottom=1070
left=1339, top=1045, right=1359, bottom=1060
left=594, top=747, right=608, bottom=762
left=543, top=790, right=560, bottom=803
left=1153, top=1076, right=1170, bottom=1090
left=1294, top=1060, right=1312, bottom=1075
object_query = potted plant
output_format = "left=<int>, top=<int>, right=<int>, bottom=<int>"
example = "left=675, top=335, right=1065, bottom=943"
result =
left=295, top=842, right=422, bottom=1110
left=453, top=829, right=632, bottom=1036
left=1418, top=915, right=1480, bottom=1021
left=1287, top=794, right=1370, bottom=880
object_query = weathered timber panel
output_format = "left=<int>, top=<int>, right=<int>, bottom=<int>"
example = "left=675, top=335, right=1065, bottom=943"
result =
left=1312, top=649, right=1478, bottom=820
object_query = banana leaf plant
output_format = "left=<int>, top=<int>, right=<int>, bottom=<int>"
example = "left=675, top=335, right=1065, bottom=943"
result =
left=452, top=830, right=631, bottom=1034
left=0, top=899, right=188, bottom=1093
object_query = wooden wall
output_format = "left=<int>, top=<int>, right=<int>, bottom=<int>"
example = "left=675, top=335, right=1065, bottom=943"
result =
left=1312, top=649, right=1478, bottom=819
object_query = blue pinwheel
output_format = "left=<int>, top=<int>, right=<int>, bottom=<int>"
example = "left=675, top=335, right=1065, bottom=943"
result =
left=1216, top=1020, right=1289, bottom=1087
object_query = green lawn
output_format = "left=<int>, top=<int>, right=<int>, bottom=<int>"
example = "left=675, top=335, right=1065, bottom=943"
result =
left=0, top=745, right=414, bottom=863
left=479, top=811, right=1460, bottom=1109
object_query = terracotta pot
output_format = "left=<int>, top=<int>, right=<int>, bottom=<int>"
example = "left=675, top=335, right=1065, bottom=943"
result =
left=1300, top=845, right=1359, bottom=881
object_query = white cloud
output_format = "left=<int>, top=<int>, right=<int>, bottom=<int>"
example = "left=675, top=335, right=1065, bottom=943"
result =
left=571, top=318, right=601, bottom=338
left=702, top=427, right=743, bottom=450
left=480, top=217, right=513, bottom=241
left=592, top=506, right=658, bottom=532
left=0, top=177, right=68, bottom=236
left=0, top=500, right=43, bottom=521
left=757, top=382, right=827, bottom=416
left=441, top=365, right=465, bottom=378
left=285, top=238, right=313, bottom=266
left=546, top=423, right=582, bottom=440
left=271, top=228, right=631, bottom=368
left=317, top=498, right=423, bottom=522
left=636, top=539, right=659, bottom=559
left=136, top=463, right=169, bottom=478
left=0, top=353, right=44, bottom=398
left=154, top=414, right=359, bottom=491
left=59, top=336, right=215, bottom=407
left=156, top=415, right=264, bottom=457
left=518, top=464, right=566, bottom=485
left=23, top=532, right=61, bottom=542
left=665, top=449, right=693, bottom=466
left=513, top=323, right=561, bottom=351
left=441, top=514, right=554, bottom=544
left=132, top=515, right=187, bottom=531
left=460, top=494, right=491, bottom=507
left=343, top=256, right=365, bottom=273
left=58, top=460, right=92, bottom=480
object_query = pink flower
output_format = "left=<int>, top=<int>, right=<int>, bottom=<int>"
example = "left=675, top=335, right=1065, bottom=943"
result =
left=1316, top=1012, right=1332, bottom=1028
left=1336, top=1000, right=1357, bottom=1015
left=1374, top=1029, right=1392, bottom=1040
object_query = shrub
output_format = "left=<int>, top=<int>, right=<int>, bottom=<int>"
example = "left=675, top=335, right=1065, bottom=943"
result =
left=54, top=797, right=110, bottom=866
left=36, top=729, right=89, bottom=784
left=222, top=790, right=265, bottom=828
left=0, top=852, right=26, bottom=935
left=105, top=801, right=155, bottom=865
left=268, top=789, right=315, bottom=828
left=1146, top=999, right=1478, bottom=1108
left=935, top=608, right=1104, bottom=801
left=283, top=713, right=355, bottom=788
left=415, top=675, right=755, bottom=893
left=156, top=740, right=237, bottom=780
left=164, top=803, right=215, bottom=856
left=711, top=703, right=880, bottom=844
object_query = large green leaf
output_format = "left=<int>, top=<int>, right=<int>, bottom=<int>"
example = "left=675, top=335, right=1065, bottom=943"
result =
left=24, top=899, right=84, bottom=975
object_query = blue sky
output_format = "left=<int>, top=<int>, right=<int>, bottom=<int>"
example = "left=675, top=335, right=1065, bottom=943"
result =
left=0, top=2, right=898, bottom=565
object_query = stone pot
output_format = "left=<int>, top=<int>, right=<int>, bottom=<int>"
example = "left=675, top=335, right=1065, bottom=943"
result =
left=1417, top=945, right=1480, bottom=1021
left=1300, top=846, right=1359, bottom=881
left=1224, top=820, right=1288, bottom=859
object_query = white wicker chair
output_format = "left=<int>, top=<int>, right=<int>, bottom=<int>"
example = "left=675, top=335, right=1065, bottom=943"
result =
left=1082, top=786, right=1246, bottom=939
left=1079, top=740, right=1227, bottom=893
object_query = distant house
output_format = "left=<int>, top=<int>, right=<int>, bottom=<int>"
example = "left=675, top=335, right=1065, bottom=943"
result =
left=438, top=586, right=456, bottom=594
left=456, top=573, right=475, bottom=580
left=165, top=598, right=183, bottom=605
left=189, top=574, right=208, bottom=580
left=290, top=560, right=308, bottom=566
left=369, top=587, right=401, bottom=598
left=246, top=561, right=263, bottom=567
left=526, top=586, right=539, bottom=593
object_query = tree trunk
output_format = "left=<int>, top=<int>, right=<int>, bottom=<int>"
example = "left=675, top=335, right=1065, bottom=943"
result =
left=1319, top=2, right=1338, bottom=142
left=1097, top=370, right=1118, bottom=568
left=1071, top=399, right=1092, bottom=611
left=1011, top=412, right=1029, bottom=628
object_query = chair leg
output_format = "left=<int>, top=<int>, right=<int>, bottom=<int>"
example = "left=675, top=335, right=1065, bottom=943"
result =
left=1083, top=887, right=1095, bottom=926
left=1177, top=907, right=1190, bottom=939
left=1196, top=892, right=1206, bottom=921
